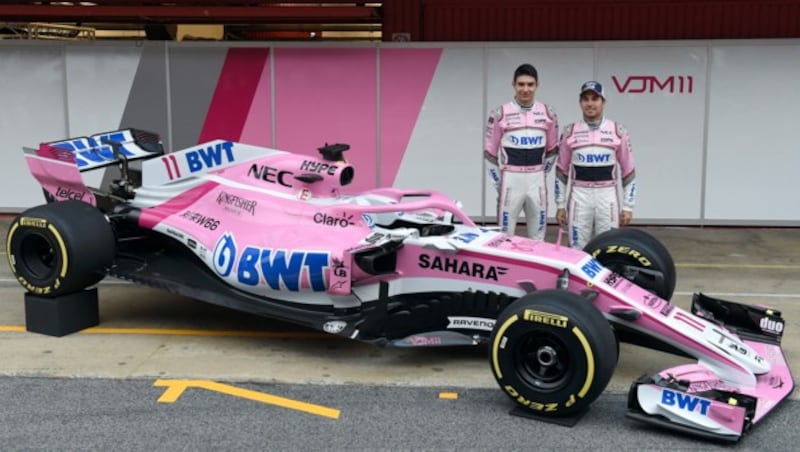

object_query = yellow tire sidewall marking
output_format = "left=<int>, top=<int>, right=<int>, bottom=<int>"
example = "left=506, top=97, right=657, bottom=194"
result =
left=571, top=326, right=595, bottom=398
left=6, top=222, right=19, bottom=272
left=47, top=223, right=68, bottom=278
left=491, top=313, right=519, bottom=379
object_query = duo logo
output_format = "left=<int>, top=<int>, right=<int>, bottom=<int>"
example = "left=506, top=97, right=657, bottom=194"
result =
left=54, top=131, right=136, bottom=168
left=661, top=389, right=711, bottom=416
left=213, top=233, right=329, bottom=291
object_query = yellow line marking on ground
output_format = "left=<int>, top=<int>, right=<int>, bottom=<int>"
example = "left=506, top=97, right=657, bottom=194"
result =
left=0, top=326, right=25, bottom=332
left=0, top=325, right=335, bottom=339
left=439, top=392, right=459, bottom=400
left=153, top=379, right=340, bottom=419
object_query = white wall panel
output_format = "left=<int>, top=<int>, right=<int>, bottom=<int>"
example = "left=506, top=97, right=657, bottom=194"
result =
left=484, top=46, right=595, bottom=218
left=65, top=44, right=142, bottom=137
left=0, top=44, right=66, bottom=210
left=392, top=47, right=484, bottom=216
left=596, top=44, right=708, bottom=222
left=705, top=43, right=800, bottom=222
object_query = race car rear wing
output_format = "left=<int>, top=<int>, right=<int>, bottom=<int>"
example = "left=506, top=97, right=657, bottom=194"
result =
left=43, top=128, right=164, bottom=172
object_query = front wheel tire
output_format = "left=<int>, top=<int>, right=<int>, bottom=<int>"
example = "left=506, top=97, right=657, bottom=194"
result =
left=489, top=290, right=617, bottom=417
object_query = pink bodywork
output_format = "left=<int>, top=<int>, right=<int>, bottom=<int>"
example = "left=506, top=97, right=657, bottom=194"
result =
left=25, top=136, right=793, bottom=436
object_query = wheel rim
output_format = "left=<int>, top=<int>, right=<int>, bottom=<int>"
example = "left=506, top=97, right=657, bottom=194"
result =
left=600, top=257, right=665, bottom=296
left=515, top=332, right=571, bottom=391
left=19, top=233, right=57, bottom=279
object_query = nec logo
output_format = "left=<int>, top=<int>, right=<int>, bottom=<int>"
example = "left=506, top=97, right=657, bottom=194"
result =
left=577, top=154, right=610, bottom=164
left=510, top=136, right=543, bottom=146
left=661, top=389, right=711, bottom=416
left=612, top=75, right=694, bottom=94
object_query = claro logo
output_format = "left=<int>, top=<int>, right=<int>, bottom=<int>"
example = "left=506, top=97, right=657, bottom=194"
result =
left=612, top=75, right=694, bottom=94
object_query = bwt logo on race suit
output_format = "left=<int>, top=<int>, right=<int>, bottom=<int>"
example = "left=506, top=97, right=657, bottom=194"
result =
left=213, top=233, right=329, bottom=291
left=612, top=75, right=694, bottom=94
left=577, top=154, right=610, bottom=164
left=661, top=389, right=711, bottom=416
left=509, top=135, right=543, bottom=146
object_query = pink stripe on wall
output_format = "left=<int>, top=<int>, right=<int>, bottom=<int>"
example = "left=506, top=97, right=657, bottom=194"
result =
left=240, top=52, right=273, bottom=147
left=199, top=48, right=270, bottom=143
left=273, top=47, right=377, bottom=192
left=379, top=48, right=443, bottom=186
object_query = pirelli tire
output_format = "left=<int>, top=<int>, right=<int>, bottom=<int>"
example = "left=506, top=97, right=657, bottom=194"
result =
left=489, top=290, right=617, bottom=417
left=583, top=228, right=676, bottom=301
left=6, top=200, right=115, bottom=297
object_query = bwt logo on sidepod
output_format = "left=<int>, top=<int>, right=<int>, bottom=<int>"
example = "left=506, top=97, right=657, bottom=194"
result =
left=213, top=233, right=329, bottom=291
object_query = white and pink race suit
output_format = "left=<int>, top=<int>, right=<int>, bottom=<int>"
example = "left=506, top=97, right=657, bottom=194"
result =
left=484, top=100, right=559, bottom=240
left=555, top=118, right=636, bottom=249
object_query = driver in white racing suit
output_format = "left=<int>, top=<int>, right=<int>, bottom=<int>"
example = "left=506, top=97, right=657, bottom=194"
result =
left=484, top=64, right=559, bottom=240
left=555, top=81, right=637, bottom=249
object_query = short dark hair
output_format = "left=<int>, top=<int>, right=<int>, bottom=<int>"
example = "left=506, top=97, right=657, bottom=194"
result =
left=514, top=64, right=538, bottom=82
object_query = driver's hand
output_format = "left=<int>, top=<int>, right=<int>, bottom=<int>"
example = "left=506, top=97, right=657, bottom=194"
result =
left=556, top=208, right=567, bottom=226
left=620, top=209, right=633, bottom=226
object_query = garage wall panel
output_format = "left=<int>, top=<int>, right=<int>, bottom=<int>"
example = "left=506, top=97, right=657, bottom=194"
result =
left=0, top=44, right=66, bottom=210
left=705, top=43, right=800, bottom=222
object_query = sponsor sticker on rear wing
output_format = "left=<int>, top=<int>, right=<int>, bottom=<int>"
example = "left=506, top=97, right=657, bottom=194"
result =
left=47, top=129, right=163, bottom=171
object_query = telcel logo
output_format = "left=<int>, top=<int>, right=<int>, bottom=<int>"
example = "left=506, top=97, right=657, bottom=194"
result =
left=612, top=75, right=694, bottom=94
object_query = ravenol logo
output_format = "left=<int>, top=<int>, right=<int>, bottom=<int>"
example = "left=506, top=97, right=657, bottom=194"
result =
left=661, top=389, right=711, bottom=416
left=213, top=233, right=329, bottom=291
left=510, top=135, right=543, bottom=147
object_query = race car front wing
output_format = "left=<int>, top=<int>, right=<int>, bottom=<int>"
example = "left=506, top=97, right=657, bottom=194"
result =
left=626, top=293, right=794, bottom=442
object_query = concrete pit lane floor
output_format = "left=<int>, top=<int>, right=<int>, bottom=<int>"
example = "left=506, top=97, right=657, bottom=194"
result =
left=1, top=218, right=799, bottom=396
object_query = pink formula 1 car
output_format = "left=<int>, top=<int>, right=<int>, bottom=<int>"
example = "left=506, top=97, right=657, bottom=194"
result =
left=6, top=129, right=793, bottom=442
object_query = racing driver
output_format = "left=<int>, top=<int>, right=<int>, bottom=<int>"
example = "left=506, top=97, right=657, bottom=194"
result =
left=484, top=64, right=559, bottom=240
left=555, top=81, right=637, bottom=249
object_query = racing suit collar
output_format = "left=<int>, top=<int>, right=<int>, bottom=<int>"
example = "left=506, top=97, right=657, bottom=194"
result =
left=512, top=97, right=534, bottom=110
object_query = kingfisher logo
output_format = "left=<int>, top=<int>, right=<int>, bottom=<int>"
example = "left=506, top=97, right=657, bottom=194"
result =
left=612, top=75, right=694, bottom=94
left=661, top=389, right=711, bottom=416
left=510, top=135, right=543, bottom=147
left=213, top=233, right=329, bottom=291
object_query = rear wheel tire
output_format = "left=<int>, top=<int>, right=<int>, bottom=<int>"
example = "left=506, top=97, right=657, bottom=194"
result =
left=6, top=201, right=115, bottom=297
left=584, top=228, right=676, bottom=300
left=489, top=290, right=617, bottom=417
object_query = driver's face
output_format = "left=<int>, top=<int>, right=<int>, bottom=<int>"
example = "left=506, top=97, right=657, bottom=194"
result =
left=513, top=75, right=537, bottom=106
left=580, top=92, right=605, bottom=122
